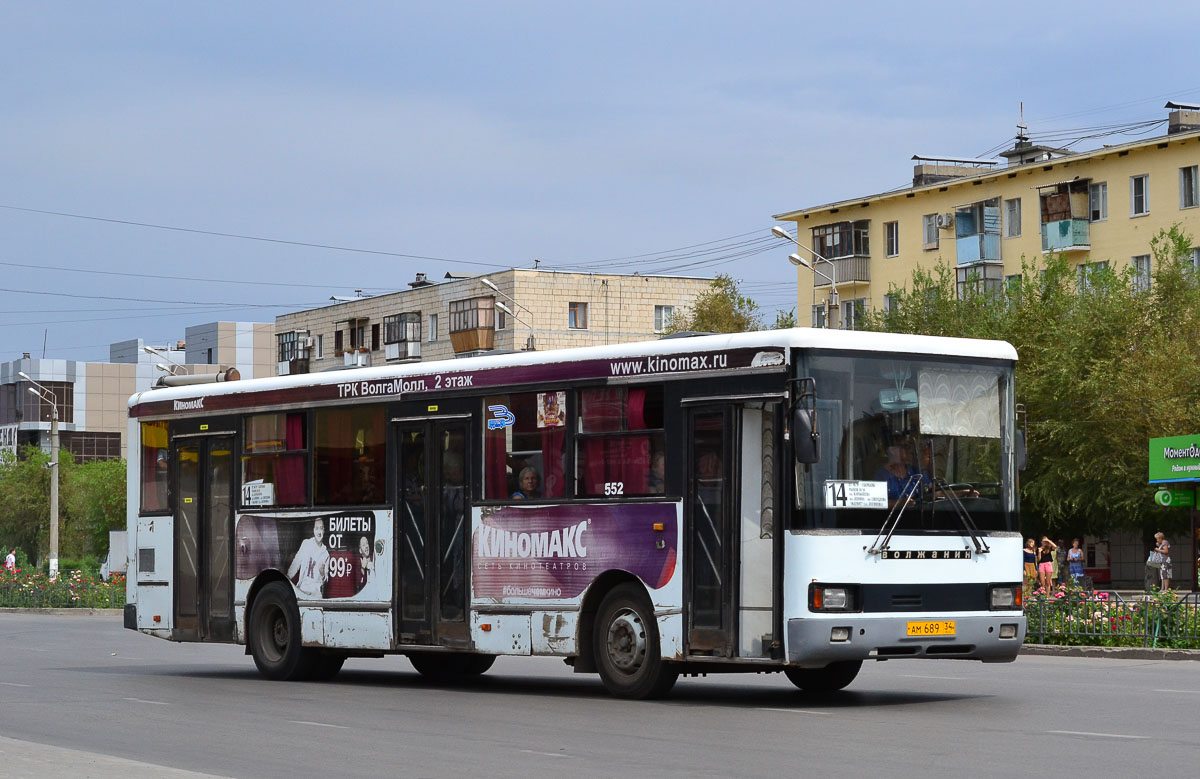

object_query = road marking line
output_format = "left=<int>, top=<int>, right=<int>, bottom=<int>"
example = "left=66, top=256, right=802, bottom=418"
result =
left=519, top=750, right=568, bottom=758
left=122, top=697, right=169, bottom=706
left=1155, top=689, right=1200, bottom=694
left=1047, top=730, right=1148, bottom=740
left=288, top=720, right=349, bottom=729
left=900, top=674, right=965, bottom=680
left=0, top=682, right=31, bottom=688
left=758, top=708, right=825, bottom=715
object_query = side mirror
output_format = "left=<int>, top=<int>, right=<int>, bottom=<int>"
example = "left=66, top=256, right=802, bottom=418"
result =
left=791, top=376, right=820, bottom=465
left=793, top=407, right=820, bottom=464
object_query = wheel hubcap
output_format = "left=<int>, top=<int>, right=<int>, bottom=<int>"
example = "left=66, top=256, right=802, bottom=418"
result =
left=606, top=609, right=646, bottom=673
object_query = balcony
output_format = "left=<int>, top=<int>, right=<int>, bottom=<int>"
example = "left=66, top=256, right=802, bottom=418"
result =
left=1041, top=219, right=1090, bottom=253
left=956, top=233, right=1001, bottom=265
left=813, top=256, right=870, bottom=286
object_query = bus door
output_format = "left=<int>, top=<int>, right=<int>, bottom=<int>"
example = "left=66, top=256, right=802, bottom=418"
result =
left=392, top=416, right=471, bottom=647
left=172, top=434, right=235, bottom=642
left=685, top=400, right=782, bottom=659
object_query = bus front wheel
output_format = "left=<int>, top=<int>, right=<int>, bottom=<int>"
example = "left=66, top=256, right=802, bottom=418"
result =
left=593, top=584, right=677, bottom=699
left=248, top=581, right=314, bottom=681
left=784, top=660, right=862, bottom=692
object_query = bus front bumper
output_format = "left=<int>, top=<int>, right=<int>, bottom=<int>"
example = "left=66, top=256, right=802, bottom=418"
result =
left=786, top=613, right=1026, bottom=667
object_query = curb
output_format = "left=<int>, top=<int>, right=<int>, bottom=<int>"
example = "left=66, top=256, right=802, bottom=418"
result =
left=1021, top=643, right=1200, bottom=661
left=0, top=608, right=123, bottom=616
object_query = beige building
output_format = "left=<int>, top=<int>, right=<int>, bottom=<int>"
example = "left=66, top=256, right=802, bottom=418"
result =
left=774, top=104, right=1200, bottom=326
left=275, top=269, right=713, bottom=374
left=0, top=322, right=274, bottom=461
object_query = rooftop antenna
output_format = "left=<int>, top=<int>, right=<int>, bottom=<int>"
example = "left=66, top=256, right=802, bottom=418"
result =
left=1016, top=101, right=1028, bottom=144
left=533, top=257, right=541, bottom=269
left=42, top=329, right=48, bottom=358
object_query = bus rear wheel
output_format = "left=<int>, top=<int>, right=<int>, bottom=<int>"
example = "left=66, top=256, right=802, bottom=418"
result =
left=593, top=583, right=677, bottom=699
left=784, top=660, right=862, bottom=692
left=248, top=581, right=314, bottom=681
left=408, top=653, right=496, bottom=681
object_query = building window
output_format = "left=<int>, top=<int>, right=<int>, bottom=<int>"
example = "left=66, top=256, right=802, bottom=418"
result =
left=922, top=214, right=939, bottom=249
left=371, top=324, right=380, bottom=351
left=654, top=305, right=675, bottom=333
left=1131, top=174, right=1149, bottom=216
left=334, top=330, right=343, bottom=353
left=884, top=222, right=899, bottom=257
left=1089, top=182, right=1107, bottom=221
left=61, top=431, right=122, bottom=463
left=1192, top=247, right=1200, bottom=274
left=448, top=296, right=495, bottom=333
left=1077, top=261, right=1109, bottom=291
left=956, top=263, right=1004, bottom=299
left=277, top=331, right=299, bottom=363
left=1004, top=198, right=1021, bottom=238
left=428, top=313, right=439, bottom=341
left=1005, top=274, right=1023, bottom=296
left=811, top=303, right=826, bottom=328
left=384, top=312, right=422, bottom=359
left=841, top=298, right=866, bottom=330
left=882, top=293, right=898, bottom=313
left=1180, top=165, right=1199, bottom=209
left=1132, top=255, right=1151, bottom=293
left=812, top=220, right=869, bottom=260
left=496, top=308, right=507, bottom=330
left=315, top=334, right=323, bottom=358
left=956, top=198, right=1002, bottom=264
left=568, top=301, right=588, bottom=329
left=19, top=380, right=73, bottom=424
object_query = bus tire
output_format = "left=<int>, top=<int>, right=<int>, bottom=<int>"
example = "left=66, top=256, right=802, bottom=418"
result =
left=308, top=651, right=347, bottom=681
left=409, top=653, right=495, bottom=680
left=784, top=660, right=862, bottom=692
left=247, top=581, right=314, bottom=681
left=593, top=583, right=677, bottom=699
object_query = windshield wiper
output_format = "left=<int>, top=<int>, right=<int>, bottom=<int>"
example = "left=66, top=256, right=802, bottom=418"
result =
left=867, top=474, right=922, bottom=555
left=930, top=477, right=990, bottom=554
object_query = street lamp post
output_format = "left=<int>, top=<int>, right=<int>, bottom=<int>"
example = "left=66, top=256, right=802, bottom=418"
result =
left=18, top=372, right=59, bottom=580
left=481, top=278, right=536, bottom=350
left=772, top=226, right=840, bottom=329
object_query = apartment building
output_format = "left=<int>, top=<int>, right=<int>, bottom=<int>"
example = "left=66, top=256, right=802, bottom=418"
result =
left=274, top=269, right=712, bottom=374
left=0, top=322, right=274, bottom=461
left=773, top=104, right=1200, bottom=326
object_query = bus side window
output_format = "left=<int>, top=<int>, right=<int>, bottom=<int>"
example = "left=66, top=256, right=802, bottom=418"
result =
left=140, top=420, right=170, bottom=513
left=575, top=386, right=665, bottom=498
left=242, top=413, right=308, bottom=507
left=483, top=392, right=566, bottom=501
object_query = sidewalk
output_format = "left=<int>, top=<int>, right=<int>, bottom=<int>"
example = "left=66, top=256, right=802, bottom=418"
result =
left=1022, top=644, right=1200, bottom=661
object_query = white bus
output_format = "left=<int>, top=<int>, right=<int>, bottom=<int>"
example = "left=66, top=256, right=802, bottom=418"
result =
left=124, top=328, right=1025, bottom=699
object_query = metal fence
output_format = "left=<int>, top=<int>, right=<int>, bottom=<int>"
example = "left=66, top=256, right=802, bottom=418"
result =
left=1025, top=592, right=1200, bottom=648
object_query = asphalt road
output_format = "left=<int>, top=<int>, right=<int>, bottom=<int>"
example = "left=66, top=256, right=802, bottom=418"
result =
left=2, top=613, right=1199, bottom=778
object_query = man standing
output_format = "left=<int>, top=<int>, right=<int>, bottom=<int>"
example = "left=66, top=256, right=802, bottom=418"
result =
left=287, top=519, right=329, bottom=599
left=4, top=549, right=15, bottom=572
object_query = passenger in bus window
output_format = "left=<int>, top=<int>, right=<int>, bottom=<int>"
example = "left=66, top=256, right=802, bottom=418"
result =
left=648, top=451, right=666, bottom=494
left=288, top=518, right=330, bottom=598
left=512, top=466, right=541, bottom=499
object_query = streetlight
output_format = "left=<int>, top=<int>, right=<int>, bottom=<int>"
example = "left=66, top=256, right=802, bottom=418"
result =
left=143, top=345, right=186, bottom=375
left=494, top=302, right=536, bottom=352
left=18, top=371, right=59, bottom=581
left=773, top=225, right=840, bottom=329
left=481, top=278, right=536, bottom=350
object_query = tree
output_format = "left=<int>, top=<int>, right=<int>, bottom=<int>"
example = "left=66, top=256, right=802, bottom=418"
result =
left=666, top=274, right=762, bottom=334
left=772, top=308, right=797, bottom=329
left=865, top=226, right=1200, bottom=536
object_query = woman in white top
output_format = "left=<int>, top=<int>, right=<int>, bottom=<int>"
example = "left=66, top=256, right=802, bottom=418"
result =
left=1153, top=532, right=1171, bottom=591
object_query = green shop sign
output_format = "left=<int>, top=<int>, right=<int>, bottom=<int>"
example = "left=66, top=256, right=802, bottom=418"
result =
left=1154, top=489, right=1195, bottom=508
left=1148, top=434, right=1200, bottom=484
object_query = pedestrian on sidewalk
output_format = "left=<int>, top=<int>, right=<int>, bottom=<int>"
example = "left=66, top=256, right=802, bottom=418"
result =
left=1037, top=537, right=1057, bottom=592
left=1152, top=532, right=1171, bottom=591
left=1066, top=539, right=1085, bottom=584
left=4, top=549, right=15, bottom=572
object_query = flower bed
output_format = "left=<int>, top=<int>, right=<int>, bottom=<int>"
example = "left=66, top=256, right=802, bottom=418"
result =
left=1024, top=582, right=1200, bottom=649
left=0, top=568, right=126, bottom=609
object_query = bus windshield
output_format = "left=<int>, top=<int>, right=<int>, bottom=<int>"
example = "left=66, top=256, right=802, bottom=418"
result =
left=795, top=351, right=1016, bottom=533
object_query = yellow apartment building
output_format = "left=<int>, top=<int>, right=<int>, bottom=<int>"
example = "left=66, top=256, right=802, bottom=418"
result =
left=773, top=105, right=1200, bottom=326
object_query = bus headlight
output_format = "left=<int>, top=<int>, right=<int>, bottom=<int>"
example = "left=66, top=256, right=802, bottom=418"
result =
left=809, top=584, right=860, bottom=612
left=989, top=585, right=1021, bottom=610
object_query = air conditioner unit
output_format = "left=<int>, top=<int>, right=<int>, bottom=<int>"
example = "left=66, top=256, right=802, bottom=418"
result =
left=936, top=213, right=954, bottom=229
left=300, top=336, right=315, bottom=349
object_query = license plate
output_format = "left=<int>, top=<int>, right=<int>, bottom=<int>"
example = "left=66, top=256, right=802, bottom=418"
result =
left=906, top=620, right=956, bottom=636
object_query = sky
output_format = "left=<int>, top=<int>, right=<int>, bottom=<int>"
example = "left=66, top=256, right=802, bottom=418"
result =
left=2, top=1, right=1198, bottom=362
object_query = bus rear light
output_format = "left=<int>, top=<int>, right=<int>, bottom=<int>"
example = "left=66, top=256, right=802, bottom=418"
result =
left=999, top=624, right=1018, bottom=639
left=153, top=615, right=161, bottom=623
